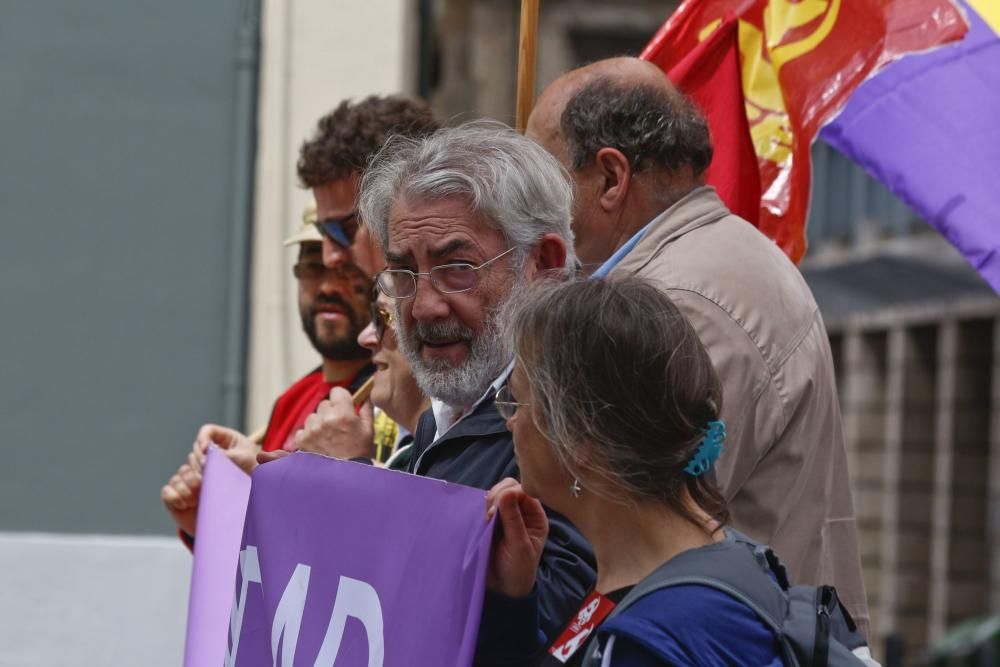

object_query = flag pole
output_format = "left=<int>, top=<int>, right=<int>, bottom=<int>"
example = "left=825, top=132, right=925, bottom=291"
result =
left=515, top=0, right=540, bottom=132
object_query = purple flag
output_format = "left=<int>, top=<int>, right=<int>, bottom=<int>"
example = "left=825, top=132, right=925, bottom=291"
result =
left=225, top=453, right=494, bottom=666
left=185, top=447, right=252, bottom=667
left=821, top=0, right=1000, bottom=293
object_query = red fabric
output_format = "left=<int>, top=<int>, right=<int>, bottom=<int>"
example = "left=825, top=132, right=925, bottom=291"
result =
left=640, top=0, right=967, bottom=263
left=645, top=14, right=760, bottom=229
left=261, top=368, right=348, bottom=453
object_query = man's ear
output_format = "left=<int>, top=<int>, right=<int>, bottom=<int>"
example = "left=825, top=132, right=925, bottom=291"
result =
left=594, top=147, right=632, bottom=213
left=531, top=234, right=568, bottom=276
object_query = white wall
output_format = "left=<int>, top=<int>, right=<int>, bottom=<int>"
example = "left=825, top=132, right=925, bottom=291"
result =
left=0, top=533, right=191, bottom=666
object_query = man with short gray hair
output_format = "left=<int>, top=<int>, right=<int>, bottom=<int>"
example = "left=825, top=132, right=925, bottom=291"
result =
left=359, top=122, right=595, bottom=665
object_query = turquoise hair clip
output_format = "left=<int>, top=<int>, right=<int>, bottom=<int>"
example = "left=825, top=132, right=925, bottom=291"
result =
left=683, top=420, right=726, bottom=477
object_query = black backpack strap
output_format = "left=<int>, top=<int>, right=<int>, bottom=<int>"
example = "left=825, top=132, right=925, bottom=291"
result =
left=581, top=531, right=871, bottom=667
left=618, top=531, right=788, bottom=625
left=580, top=531, right=799, bottom=667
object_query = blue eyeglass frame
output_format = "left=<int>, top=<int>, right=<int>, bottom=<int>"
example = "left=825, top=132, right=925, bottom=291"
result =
left=314, top=211, right=358, bottom=248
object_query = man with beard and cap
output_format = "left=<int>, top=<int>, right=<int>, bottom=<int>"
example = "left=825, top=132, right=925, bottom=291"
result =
left=525, top=57, right=869, bottom=634
left=292, top=122, right=597, bottom=666
left=161, top=95, right=440, bottom=543
left=160, top=204, right=374, bottom=543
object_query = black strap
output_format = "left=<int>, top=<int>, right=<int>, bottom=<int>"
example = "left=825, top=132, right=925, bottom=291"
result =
left=607, top=531, right=787, bottom=629
left=580, top=530, right=795, bottom=667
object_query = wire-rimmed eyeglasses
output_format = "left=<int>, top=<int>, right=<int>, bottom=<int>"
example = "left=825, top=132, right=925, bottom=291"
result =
left=495, top=384, right=530, bottom=420
left=375, top=247, right=516, bottom=299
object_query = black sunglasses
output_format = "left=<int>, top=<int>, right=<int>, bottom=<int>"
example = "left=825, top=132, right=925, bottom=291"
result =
left=314, top=211, right=359, bottom=248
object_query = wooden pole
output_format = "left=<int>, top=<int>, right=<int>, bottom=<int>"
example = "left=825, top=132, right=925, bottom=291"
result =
left=515, top=0, right=540, bottom=132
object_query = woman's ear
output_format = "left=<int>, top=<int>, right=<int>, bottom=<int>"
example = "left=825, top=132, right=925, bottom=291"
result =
left=594, top=147, right=632, bottom=213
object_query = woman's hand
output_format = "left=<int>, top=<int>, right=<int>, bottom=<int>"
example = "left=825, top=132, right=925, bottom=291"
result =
left=485, top=478, right=549, bottom=598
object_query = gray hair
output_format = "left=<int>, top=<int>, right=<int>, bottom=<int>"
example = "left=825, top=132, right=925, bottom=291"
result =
left=358, top=121, right=576, bottom=272
left=511, top=276, right=728, bottom=526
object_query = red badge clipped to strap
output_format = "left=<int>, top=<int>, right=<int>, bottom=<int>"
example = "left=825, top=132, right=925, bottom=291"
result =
left=544, top=590, right=617, bottom=664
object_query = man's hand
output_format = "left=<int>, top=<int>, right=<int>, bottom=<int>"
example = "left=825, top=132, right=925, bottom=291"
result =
left=162, top=423, right=263, bottom=536
left=161, top=463, right=202, bottom=537
left=192, top=423, right=260, bottom=475
left=292, top=387, right=375, bottom=460
left=485, top=478, right=549, bottom=598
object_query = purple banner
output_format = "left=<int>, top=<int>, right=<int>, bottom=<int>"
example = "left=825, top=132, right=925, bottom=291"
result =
left=225, top=453, right=494, bottom=666
left=185, top=447, right=252, bottom=667
left=821, top=0, right=1000, bottom=294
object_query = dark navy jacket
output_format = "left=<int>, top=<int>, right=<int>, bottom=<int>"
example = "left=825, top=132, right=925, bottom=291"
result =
left=408, top=395, right=597, bottom=666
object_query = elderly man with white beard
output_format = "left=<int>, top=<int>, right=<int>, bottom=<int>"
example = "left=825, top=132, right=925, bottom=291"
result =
left=296, top=123, right=596, bottom=666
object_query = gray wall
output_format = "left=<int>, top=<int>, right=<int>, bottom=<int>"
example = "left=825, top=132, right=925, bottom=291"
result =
left=0, top=1, right=253, bottom=535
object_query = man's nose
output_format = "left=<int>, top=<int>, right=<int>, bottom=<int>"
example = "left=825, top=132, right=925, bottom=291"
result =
left=322, top=236, right=351, bottom=268
left=410, top=273, right=450, bottom=323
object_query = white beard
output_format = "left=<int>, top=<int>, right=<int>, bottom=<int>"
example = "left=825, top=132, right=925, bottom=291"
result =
left=396, top=277, right=523, bottom=408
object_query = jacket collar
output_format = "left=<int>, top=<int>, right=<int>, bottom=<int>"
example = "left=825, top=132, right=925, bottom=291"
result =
left=616, top=186, right=730, bottom=274
left=430, top=361, right=514, bottom=439
left=422, top=393, right=509, bottom=444
left=411, top=394, right=510, bottom=473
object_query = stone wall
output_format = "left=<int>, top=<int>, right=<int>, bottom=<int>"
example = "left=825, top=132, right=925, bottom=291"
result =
left=830, top=302, right=1000, bottom=658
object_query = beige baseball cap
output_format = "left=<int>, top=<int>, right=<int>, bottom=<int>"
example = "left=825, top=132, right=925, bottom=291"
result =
left=282, top=203, right=323, bottom=246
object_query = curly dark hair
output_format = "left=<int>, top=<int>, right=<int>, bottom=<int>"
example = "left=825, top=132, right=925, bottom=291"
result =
left=560, top=78, right=713, bottom=180
left=297, top=95, right=440, bottom=187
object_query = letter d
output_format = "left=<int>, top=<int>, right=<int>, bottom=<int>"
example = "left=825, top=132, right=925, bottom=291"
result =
left=313, top=577, right=384, bottom=667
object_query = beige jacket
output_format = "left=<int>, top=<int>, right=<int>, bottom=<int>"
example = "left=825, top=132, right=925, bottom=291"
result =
left=613, top=187, right=869, bottom=633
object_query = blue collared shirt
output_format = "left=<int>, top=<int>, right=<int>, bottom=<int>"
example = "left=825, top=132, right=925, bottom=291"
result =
left=590, top=222, right=653, bottom=278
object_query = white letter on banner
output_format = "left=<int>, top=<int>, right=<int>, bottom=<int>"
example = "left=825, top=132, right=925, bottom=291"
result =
left=271, top=563, right=311, bottom=666
left=226, top=546, right=262, bottom=666
left=312, top=576, right=385, bottom=667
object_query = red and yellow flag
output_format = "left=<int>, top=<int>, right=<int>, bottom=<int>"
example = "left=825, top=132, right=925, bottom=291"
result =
left=642, top=0, right=968, bottom=262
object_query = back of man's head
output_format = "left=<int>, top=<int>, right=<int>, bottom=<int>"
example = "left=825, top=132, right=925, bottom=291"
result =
left=297, top=95, right=440, bottom=187
left=561, top=76, right=713, bottom=189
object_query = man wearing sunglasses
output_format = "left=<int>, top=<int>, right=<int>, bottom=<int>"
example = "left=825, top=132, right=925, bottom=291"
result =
left=262, top=94, right=439, bottom=458
left=298, top=95, right=440, bottom=279
left=262, top=96, right=442, bottom=466
left=162, top=205, right=376, bottom=543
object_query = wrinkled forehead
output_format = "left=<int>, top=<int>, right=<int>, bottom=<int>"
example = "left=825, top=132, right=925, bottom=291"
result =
left=385, top=195, right=503, bottom=257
